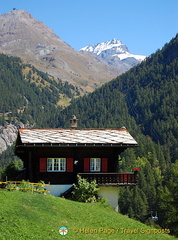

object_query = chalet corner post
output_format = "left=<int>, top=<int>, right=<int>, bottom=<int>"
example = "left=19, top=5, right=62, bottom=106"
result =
left=15, top=127, right=138, bottom=209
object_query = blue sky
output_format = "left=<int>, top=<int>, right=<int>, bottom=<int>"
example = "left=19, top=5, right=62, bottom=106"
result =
left=0, top=0, right=177, bottom=56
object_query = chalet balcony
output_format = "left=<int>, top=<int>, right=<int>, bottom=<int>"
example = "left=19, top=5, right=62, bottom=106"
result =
left=78, top=172, right=138, bottom=186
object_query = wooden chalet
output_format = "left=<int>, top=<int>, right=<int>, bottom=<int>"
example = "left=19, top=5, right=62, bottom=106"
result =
left=15, top=117, right=138, bottom=210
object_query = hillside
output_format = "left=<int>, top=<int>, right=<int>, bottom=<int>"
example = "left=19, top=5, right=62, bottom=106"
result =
left=0, top=191, right=176, bottom=240
left=0, top=9, right=122, bottom=91
left=0, top=53, right=80, bottom=128
left=108, top=34, right=178, bottom=161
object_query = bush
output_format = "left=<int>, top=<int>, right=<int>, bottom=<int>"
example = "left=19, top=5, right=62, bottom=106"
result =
left=72, top=175, right=99, bottom=203
left=19, top=180, right=34, bottom=192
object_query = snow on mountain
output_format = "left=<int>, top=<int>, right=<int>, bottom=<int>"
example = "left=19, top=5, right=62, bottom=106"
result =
left=80, top=38, right=146, bottom=71
left=81, top=38, right=128, bottom=55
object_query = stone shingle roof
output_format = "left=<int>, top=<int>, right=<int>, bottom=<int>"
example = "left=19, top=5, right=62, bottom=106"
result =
left=17, top=128, right=138, bottom=147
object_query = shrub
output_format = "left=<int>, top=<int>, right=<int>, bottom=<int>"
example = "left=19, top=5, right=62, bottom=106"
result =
left=72, top=175, right=99, bottom=203
left=6, top=182, right=17, bottom=191
left=19, top=180, right=34, bottom=192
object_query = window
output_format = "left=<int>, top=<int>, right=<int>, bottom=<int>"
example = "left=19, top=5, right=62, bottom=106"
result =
left=47, top=158, right=66, bottom=172
left=90, top=158, right=101, bottom=172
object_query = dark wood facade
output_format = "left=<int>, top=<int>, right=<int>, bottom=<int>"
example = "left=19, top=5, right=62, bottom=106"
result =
left=15, top=128, right=138, bottom=186
left=16, top=145, right=129, bottom=184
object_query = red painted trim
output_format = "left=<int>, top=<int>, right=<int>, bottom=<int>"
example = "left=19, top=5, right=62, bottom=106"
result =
left=84, top=158, right=90, bottom=172
left=102, top=158, right=108, bottom=172
left=40, top=158, right=46, bottom=172
left=123, top=174, right=128, bottom=182
left=67, top=158, right=73, bottom=172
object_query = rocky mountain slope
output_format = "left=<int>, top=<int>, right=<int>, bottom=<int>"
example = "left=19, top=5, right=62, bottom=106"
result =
left=0, top=9, right=122, bottom=92
left=80, top=38, right=146, bottom=71
left=0, top=124, right=18, bottom=153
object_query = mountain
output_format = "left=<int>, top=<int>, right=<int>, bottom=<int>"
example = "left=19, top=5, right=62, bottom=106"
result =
left=58, top=35, right=178, bottom=162
left=0, top=10, right=122, bottom=92
left=80, top=38, right=146, bottom=71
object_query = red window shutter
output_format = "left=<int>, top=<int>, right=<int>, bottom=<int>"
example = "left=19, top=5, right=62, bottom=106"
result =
left=40, top=158, right=46, bottom=172
left=102, top=158, right=108, bottom=172
left=67, top=158, right=73, bottom=172
left=84, top=158, right=90, bottom=172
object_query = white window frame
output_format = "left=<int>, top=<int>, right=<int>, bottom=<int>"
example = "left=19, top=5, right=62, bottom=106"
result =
left=90, top=158, right=101, bottom=172
left=47, top=158, right=66, bottom=172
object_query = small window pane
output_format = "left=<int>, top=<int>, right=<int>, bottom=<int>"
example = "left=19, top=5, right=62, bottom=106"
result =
left=54, top=159, right=59, bottom=171
left=96, top=159, right=100, bottom=171
left=47, top=159, right=52, bottom=171
left=60, top=158, right=66, bottom=171
left=90, top=158, right=101, bottom=172
left=90, top=159, right=95, bottom=171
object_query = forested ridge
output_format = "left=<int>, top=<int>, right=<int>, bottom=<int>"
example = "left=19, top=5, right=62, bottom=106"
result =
left=0, top=54, right=79, bottom=126
left=0, top=35, right=178, bottom=236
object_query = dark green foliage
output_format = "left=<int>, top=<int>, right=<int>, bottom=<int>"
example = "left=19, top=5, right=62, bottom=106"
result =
left=1, top=159, right=23, bottom=181
left=132, top=186, right=148, bottom=221
left=56, top=82, right=139, bottom=133
left=107, top=35, right=178, bottom=162
left=157, top=161, right=178, bottom=236
left=0, top=54, right=78, bottom=127
left=0, top=144, right=20, bottom=169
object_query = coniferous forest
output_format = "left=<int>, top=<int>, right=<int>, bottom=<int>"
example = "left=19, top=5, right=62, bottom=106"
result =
left=0, top=54, right=79, bottom=127
left=0, top=34, right=178, bottom=236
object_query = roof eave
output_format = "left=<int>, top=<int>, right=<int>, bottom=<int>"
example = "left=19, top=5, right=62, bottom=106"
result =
left=16, top=142, right=138, bottom=148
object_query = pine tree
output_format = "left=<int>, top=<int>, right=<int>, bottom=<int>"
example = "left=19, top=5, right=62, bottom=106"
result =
left=132, top=186, right=148, bottom=222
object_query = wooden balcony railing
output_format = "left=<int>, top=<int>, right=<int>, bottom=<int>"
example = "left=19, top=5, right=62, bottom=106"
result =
left=78, top=172, right=138, bottom=186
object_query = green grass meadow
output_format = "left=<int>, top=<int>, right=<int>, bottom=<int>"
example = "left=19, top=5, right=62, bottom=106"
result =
left=0, top=191, right=177, bottom=240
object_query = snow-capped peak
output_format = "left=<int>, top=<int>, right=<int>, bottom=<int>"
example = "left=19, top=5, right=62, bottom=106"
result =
left=80, top=38, right=129, bottom=56
left=80, top=38, right=146, bottom=67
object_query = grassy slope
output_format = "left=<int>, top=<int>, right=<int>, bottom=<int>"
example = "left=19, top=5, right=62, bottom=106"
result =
left=0, top=191, right=176, bottom=240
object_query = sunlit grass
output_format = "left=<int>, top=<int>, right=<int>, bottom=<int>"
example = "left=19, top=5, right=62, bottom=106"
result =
left=0, top=191, right=176, bottom=240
